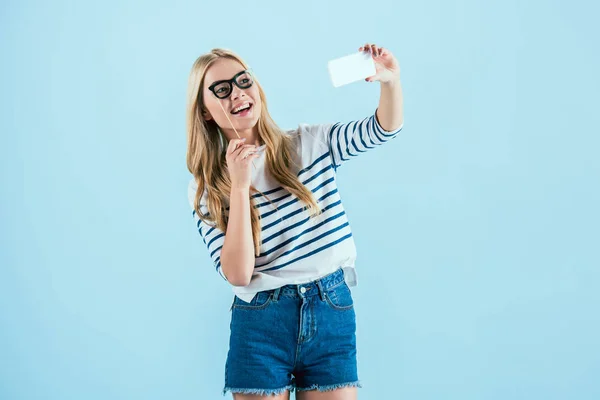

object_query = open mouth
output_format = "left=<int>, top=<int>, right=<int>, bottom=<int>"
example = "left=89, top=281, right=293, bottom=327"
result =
left=231, top=103, right=253, bottom=116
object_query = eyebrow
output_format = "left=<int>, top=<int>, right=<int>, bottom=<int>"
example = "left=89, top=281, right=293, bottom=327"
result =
left=209, top=70, right=246, bottom=87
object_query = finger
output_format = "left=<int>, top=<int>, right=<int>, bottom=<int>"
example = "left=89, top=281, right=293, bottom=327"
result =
left=227, top=138, right=247, bottom=154
left=234, top=146, right=258, bottom=162
left=370, top=44, right=377, bottom=58
left=243, top=152, right=261, bottom=163
left=244, top=146, right=265, bottom=159
left=362, top=43, right=370, bottom=54
left=228, top=145, right=254, bottom=162
left=238, top=149, right=256, bottom=162
left=229, top=138, right=246, bottom=153
left=232, top=144, right=256, bottom=158
left=365, top=70, right=382, bottom=82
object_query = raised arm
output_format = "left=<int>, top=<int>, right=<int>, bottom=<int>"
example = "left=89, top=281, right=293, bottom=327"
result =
left=360, top=43, right=404, bottom=132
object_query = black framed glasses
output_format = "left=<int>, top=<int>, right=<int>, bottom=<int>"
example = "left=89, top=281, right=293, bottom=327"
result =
left=208, top=69, right=254, bottom=99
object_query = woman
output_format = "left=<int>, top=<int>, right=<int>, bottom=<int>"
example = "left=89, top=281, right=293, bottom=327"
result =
left=186, top=43, right=404, bottom=399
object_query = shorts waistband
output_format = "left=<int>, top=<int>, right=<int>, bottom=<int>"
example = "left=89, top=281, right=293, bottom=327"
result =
left=265, top=268, right=345, bottom=302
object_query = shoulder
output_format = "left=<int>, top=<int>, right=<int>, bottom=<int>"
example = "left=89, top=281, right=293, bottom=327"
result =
left=282, top=122, right=335, bottom=137
left=296, top=122, right=335, bottom=137
left=291, top=121, right=336, bottom=154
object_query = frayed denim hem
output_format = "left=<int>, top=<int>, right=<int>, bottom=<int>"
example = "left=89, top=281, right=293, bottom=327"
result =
left=296, top=380, right=362, bottom=392
left=222, top=384, right=295, bottom=396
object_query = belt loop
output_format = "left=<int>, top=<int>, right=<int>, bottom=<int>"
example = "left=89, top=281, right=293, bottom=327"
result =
left=315, top=279, right=326, bottom=301
left=272, top=288, right=281, bottom=302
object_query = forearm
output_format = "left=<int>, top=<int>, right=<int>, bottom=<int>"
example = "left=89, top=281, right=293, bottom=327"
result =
left=376, top=78, right=404, bottom=132
left=219, top=187, right=255, bottom=286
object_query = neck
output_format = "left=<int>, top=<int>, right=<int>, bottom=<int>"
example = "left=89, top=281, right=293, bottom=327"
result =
left=222, top=126, right=261, bottom=147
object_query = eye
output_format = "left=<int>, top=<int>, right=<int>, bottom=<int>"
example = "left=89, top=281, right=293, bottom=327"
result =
left=240, top=78, right=250, bottom=84
left=216, top=87, right=226, bottom=93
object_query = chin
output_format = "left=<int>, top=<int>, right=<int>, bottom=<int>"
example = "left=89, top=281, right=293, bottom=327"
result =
left=246, top=117, right=261, bottom=129
left=236, top=119, right=259, bottom=129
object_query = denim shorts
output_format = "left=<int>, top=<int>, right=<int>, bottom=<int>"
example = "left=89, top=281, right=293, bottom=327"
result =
left=223, top=267, right=361, bottom=396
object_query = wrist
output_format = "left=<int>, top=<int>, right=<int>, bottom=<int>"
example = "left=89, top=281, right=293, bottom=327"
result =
left=381, top=76, right=401, bottom=88
left=231, top=185, right=250, bottom=194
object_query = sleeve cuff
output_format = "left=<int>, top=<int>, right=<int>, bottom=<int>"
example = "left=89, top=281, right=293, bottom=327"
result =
left=374, top=109, right=404, bottom=135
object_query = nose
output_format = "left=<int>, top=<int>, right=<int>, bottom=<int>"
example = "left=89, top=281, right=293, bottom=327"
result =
left=230, top=85, right=246, bottom=101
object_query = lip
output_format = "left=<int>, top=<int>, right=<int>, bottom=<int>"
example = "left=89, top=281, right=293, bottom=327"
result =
left=230, top=101, right=253, bottom=114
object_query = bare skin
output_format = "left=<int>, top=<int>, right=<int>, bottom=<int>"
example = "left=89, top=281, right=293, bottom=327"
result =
left=232, top=386, right=357, bottom=400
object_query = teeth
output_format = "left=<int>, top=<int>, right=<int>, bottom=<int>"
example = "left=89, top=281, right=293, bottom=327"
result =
left=232, top=103, right=251, bottom=113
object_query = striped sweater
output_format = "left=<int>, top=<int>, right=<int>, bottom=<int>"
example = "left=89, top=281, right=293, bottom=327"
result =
left=188, top=110, right=403, bottom=303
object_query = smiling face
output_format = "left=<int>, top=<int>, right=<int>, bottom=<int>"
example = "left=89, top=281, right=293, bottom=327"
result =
left=201, top=57, right=262, bottom=139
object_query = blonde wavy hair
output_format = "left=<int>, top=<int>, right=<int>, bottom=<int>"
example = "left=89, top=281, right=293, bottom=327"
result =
left=186, top=48, right=321, bottom=256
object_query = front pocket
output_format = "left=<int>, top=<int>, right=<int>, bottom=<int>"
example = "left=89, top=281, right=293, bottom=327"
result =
left=232, top=291, right=273, bottom=310
left=324, top=282, right=354, bottom=310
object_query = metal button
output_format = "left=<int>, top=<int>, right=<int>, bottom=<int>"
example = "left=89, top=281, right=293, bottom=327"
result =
left=300, top=287, right=306, bottom=294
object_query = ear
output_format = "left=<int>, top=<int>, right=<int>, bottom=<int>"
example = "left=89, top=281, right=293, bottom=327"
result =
left=202, top=108, right=213, bottom=121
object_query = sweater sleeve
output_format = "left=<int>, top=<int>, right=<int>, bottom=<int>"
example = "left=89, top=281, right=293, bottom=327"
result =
left=188, top=179, right=228, bottom=281
left=306, top=109, right=404, bottom=171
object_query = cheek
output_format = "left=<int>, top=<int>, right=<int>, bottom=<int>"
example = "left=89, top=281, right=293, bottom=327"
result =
left=211, top=107, right=232, bottom=127
left=251, top=87, right=261, bottom=102
left=205, top=97, right=228, bottom=120
left=251, top=90, right=262, bottom=116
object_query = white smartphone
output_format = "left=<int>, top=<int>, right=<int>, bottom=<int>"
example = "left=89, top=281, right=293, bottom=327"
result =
left=327, top=51, right=376, bottom=88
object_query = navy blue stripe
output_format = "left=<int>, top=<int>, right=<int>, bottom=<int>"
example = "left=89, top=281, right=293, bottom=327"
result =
left=259, top=187, right=340, bottom=234
left=261, top=199, right=343, bottom=245
left=302, top=164, right=333, bottom=186
left=298, top=152, right=330, bottom=177
left=349, top=120, right=365, bottom=157
left=262, top=232, right=353, bottom=272
left=197, top=228, right=206, bottom=245
left=370, top=116, right=386, bottom=143
left=207, top=233, right=224, bottom=249
left=261, top=191, right=340, bottom=231
left=343, top=122, right=356, bottom=158
left=258, top=210, right=347, bottom=258
left=311, top=176, right=335, bottom=194
left=259, top=175, right=335, bottom=220
left=373, top=114, right=401, bottom=137
left=251, top=186, right=285, bottom=199
left=329, top=123, right=341, bottom=167
left=317, top=188, right=338, bottom=203
left=254, top=162, right=331, bottom=210
left=255, top=222, right=350, bottom=268
left=262, top=206, right=303, bottom=231
left=353, top=120, right=374, bottom=153
left=253, top=153, right=332, bottom=209
left=260, top=195, right=299, bottom=219
left=254, top=192, right=292, bottom=208
left=261, top=177, right=335, bottom=225
left=251, top=153, right=331, bottom=201
left=336, top=123, right=347, bottom=163
left=210, top=245, right=222, bottom=258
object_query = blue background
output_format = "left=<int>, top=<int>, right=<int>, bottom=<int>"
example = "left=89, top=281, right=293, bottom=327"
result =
left=1, top=0, right=599, bottom=399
